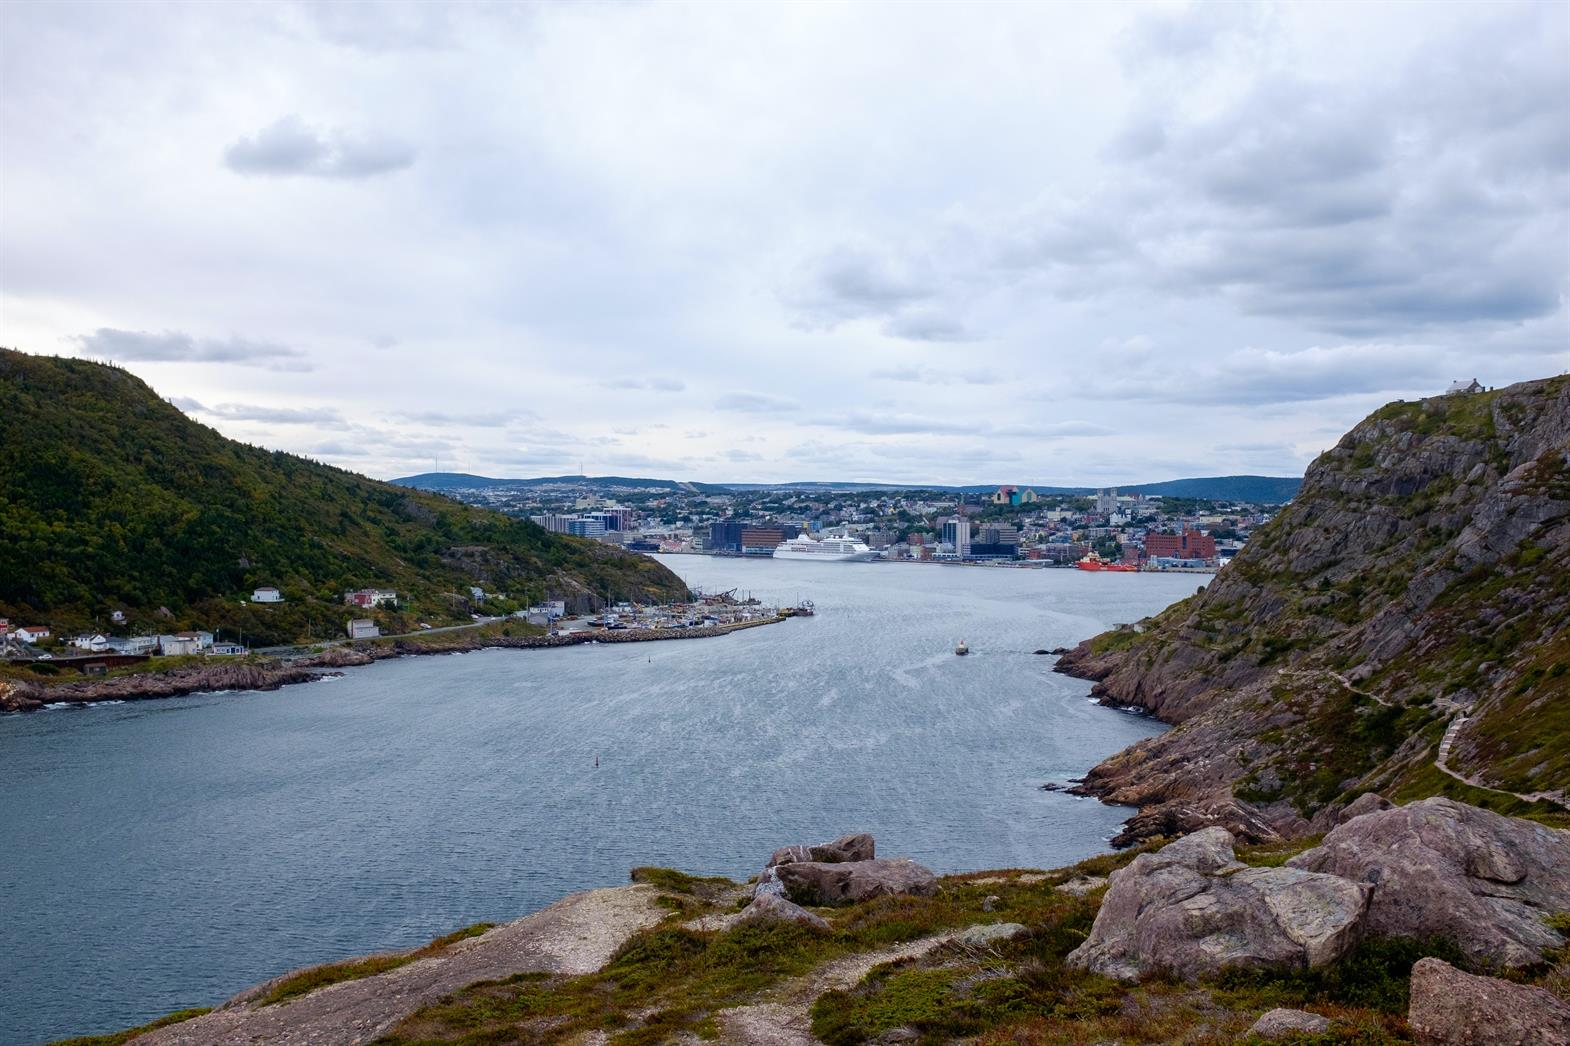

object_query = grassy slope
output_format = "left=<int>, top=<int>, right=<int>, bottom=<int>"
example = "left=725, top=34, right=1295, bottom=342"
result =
left=0, top=350, right=687, bottom=643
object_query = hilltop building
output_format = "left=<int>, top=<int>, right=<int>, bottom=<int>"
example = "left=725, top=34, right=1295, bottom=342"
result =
left=252, top=586, right=283, bottom=603
left=1446, top=379, right=1483, bottom=395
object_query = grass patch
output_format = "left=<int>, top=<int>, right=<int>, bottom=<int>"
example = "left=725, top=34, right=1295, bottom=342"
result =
left=629, top=866, right=737, bottom=896
left=44, top=1008, right=212, bottom=1046
left=259, top=921, right=496, bottom=1006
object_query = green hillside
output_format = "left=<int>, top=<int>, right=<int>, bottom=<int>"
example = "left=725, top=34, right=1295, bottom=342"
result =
left=0, top=349, right=688, bottom=644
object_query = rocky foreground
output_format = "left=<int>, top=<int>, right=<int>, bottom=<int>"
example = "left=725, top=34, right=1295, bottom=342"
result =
left=74, top=795, right=1568, bottom=1046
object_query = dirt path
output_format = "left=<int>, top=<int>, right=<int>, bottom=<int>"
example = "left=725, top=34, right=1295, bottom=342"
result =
left=1433, top=713, right=1568, bottom=808
left=130, top=885, right=665, bottom=1046
left=714, top=932, right=959, bottom=1046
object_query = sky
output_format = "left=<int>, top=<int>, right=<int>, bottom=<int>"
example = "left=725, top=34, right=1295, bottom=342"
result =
left=1, top=1, right=1566, bottom=486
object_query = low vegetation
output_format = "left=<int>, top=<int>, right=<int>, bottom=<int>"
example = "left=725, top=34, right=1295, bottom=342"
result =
left=43, top=1008, right=212, bottom=1046
left=259, top=922, right=496, bottom=1006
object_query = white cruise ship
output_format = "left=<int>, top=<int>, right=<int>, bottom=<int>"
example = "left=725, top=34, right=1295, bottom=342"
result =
left=772, top=534, right=879, bottom=562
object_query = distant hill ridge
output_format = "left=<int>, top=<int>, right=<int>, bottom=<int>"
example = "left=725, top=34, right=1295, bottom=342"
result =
left=0, top=350, right=688, bottom=643
left=393, top=472, right=1303, bottom=503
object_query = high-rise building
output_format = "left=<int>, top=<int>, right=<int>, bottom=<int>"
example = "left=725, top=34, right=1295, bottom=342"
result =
left=566, top=517, right=607, bottom=538
left=942, top=515, right=972, bottom=557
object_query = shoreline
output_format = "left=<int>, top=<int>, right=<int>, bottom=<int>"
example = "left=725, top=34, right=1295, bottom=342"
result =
left=0, top=616, right=786, bottom=714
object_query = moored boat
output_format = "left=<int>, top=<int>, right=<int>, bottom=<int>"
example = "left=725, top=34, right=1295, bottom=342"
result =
left=1074, top=551, right=1137, bottom=572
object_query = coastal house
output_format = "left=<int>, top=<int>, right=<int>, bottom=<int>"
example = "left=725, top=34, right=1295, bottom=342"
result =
left=14, top=626, right=50, bottom=644
left=346, top=619, right=380, bottom=640
left=70, top=633, right=111, bottom=651
left=208, top=641, right=247, bottom=656
left=345, top=588, right=398, bottom=608
left=1446, top=378, right=1484, bottom=395
left=107, top=635, right=159, bottom=656
left=173, top=630, right=213, bottom=650
left=158, top=634, right=202, bottom=656
left=252, top=586, right=284, bottom=603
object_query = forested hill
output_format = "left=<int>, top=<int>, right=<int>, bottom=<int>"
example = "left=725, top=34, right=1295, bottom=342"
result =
left=0, top=350, right=688, bottom=642
left=1058, top=374, right=1570, bottom=844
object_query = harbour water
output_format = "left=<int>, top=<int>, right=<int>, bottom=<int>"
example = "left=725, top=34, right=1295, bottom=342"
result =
left=0, top=558, right=1199, bottom=1043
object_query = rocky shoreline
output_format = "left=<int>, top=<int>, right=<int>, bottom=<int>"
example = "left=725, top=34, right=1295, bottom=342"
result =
left=0, top=616, right=784, bottom=713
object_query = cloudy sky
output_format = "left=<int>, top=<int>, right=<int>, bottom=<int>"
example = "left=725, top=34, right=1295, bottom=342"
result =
left=2, top=1, right=1566, bottom=485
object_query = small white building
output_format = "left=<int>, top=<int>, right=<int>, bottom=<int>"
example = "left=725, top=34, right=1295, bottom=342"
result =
left=158, top=634, right=202, bottom=656
left=70, top=633, right=111, bottom=651
left=1446, top=378, right=1484, bottom=395
left=173, top=630, right=213, bottom=650
left=14, top=626, right=50, bottom=644
left=209, top=642, right=247, bottom=656
left=110, top=610, right=126, bottom=624
left=252, top=586, right=284, bottom=603
left=346, top=619, right=380, bottom=640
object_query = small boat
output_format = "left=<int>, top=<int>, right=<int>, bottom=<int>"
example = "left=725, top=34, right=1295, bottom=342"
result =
left=955, top=640, right=969, bottom=656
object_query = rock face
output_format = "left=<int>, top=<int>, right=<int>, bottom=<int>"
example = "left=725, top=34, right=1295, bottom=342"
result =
left=773, top=858, right=938, bottom=907
left=1287, top=797, right=1570, bottom=967
left=736, top=893, right=830, bottom=931
left=1407, top=957, right=1570, bottom=1046
left=1249, top=1008, right=1332, bottom=1038
left=1067, top=828, right=1369, bottom=981
left=1054, top=376, right=1570, bottom=843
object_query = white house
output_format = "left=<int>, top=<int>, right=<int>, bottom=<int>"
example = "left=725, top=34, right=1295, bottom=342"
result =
left=110, top=610, right=126, bottom=624
left=345, top=588, right=398, bottom=608
left=158, top=634, right=202, bottom=656
left=208, top=642, right=247, bottom=656
left=252, top=586, right=284, bottom=603
left=172, top=630, right=214, bottom=650
left=14, top=626, right=50, bottom=644
left=70, top=633, right=111, bottom=652
left=346, top=619, right=380, bottom=640
left=1446, top=378, right=1484, bottom=395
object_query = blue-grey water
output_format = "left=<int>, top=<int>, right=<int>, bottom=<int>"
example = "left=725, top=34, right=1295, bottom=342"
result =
left=0, top=557, right=1198, bottom=1044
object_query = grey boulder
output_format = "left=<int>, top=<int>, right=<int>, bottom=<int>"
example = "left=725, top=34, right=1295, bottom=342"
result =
left=1337, top=791, right=1394, bottom=824
left=1407, top=957, right=1570, bottom=1046
left=1249, top=1008, right=1332, bottom=1038
left=773, top=857, right=938, bottom=907
left=736, top=892, right=830, bottom=931
left=954, top=922, right=1027, bottom=948
left=1288, top=797, right=1570, bottom=967
left=767, top=832, right=875, bottom=868
left=1066, top=826, right=1369, bottom=982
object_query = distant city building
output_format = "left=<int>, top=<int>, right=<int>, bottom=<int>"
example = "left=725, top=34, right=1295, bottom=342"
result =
left=941, top=515, right=972, bottom=557
left=531, top=513, right=574, bottom=534
left=740, top=527, right=785, bottom=554
left=1095, top=488, right=1118, bottom=515
left=346, top=619, right=380, bottom=640
left=252, top=586, right=283, bottom=603
left=566, top=517, right=607, bottom=538
left=1144, top=528, right=1217, bottom=560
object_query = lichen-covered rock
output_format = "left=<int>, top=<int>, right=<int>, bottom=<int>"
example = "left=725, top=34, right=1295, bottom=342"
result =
left=767, top=833, right=874, bottom=868
left=1066, top=827, right=1368, bottom=981
left=1287, top=797, right=1570, bottom=966
left=954, top=922, right=1027, bottom=948
left=1407, top=957, right=1570, bottom=1046
left=773, top=857, right=938, bottom=907
left=1249, top=1008, right=1332, bottom=1038
left=1336, top=791, right=1394, bottom=824
left=735, top=893, right=830, bottom=931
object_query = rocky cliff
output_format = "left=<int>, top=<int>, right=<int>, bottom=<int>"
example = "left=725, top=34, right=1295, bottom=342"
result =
left=1057, top=375, right=1570, bottom=844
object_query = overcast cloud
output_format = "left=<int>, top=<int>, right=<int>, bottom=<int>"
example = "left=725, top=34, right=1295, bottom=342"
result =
left=2, top=1, right=1565, bottom=485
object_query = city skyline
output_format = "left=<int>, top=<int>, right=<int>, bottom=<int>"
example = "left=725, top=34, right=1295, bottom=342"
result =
left=2, top=1, right=1566, bottom=485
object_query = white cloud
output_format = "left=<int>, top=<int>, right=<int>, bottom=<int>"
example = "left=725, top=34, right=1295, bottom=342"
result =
left=0, top=0, right=1564, bottom=484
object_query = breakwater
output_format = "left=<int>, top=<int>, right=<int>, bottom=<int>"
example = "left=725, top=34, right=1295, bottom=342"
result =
left=0, top=616, right=785, bottom=713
